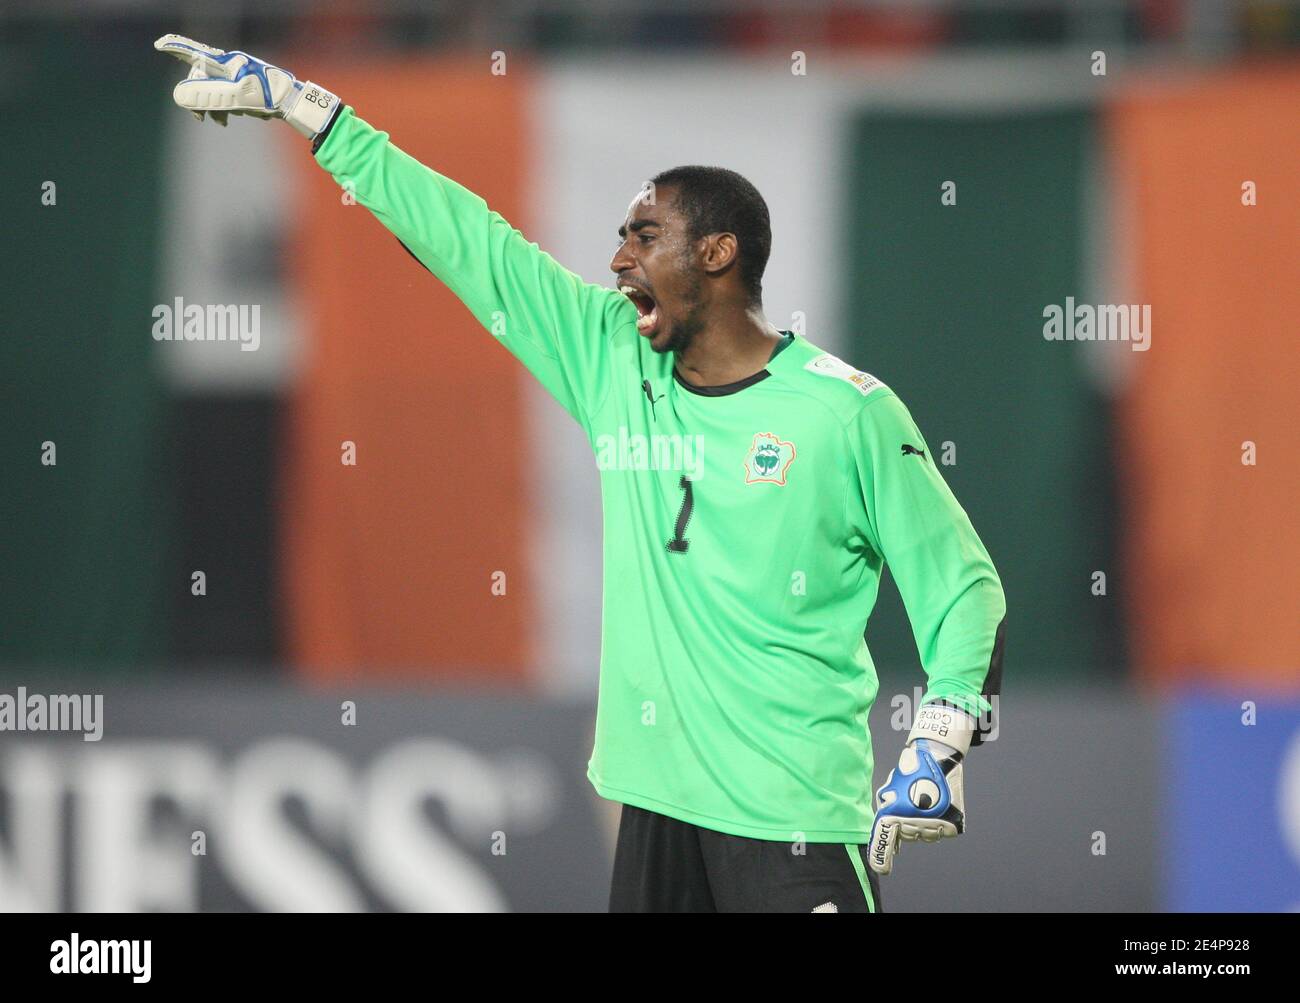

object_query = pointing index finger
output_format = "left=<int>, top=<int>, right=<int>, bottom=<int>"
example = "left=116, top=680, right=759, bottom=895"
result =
left=153, top=34, right=227, bottom=65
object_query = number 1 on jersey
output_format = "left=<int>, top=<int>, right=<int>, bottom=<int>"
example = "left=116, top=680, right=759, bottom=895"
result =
left=667, top=475, right=693, bottom=554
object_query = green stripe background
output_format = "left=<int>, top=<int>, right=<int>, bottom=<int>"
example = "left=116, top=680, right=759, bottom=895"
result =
left=1, top=30, right=174, bottom=669
left=842, top=108, right=1123, bottom=680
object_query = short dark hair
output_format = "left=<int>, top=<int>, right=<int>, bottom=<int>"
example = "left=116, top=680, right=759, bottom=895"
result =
left=650, top=166, right=771, bottom=304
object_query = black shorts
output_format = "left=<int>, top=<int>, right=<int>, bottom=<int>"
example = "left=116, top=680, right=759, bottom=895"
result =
left=608, top=804, right=882, bottom=913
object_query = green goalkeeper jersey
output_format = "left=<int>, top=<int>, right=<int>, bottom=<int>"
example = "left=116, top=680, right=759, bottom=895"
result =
left=316, top=109, right=1006, bottom=842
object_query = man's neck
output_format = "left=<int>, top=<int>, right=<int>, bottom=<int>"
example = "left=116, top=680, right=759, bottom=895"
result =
left=674, top=306, right=784, bottom=388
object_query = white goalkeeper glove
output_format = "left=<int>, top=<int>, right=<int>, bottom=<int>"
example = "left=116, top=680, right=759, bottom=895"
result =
left=867, top=702, right=976, bottom=875
left=154, top=34, right=340, bottom=140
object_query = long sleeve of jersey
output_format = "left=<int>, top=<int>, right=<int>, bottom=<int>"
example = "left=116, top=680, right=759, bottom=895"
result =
left=849, top=390, right=1006, bottom=740
left=312, top=107, right=627, bottom=431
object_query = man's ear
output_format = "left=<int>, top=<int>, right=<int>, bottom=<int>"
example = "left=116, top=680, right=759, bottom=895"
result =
left=701, top=232, right=739, bottom=278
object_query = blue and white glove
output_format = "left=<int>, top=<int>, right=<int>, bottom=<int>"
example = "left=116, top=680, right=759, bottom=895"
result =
left=154, top=34, right=340, bottom=140
left=867, top=703, right=976, bottom=875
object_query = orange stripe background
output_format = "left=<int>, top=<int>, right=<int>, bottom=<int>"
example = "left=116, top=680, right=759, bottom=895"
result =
left=1110, top=64, right=1300, bottom=686
left=282, top=59, right=536, bottom=684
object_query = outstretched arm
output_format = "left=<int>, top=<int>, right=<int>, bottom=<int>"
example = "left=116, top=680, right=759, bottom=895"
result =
left=156, top=34, right=632, bottom=429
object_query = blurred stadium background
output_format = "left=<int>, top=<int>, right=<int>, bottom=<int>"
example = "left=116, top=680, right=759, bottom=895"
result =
left=2, top=0, right=1298, bottom=911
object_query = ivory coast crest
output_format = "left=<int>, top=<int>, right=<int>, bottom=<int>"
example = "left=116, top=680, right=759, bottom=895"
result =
left=743, top=432, right=797, bottom=485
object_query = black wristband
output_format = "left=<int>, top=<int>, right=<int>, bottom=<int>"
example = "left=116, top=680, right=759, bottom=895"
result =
left=311, top=102, right=345, bottom=155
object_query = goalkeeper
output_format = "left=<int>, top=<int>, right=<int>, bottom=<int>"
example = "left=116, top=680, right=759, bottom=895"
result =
left=156, top=35, right=1007, bottom=913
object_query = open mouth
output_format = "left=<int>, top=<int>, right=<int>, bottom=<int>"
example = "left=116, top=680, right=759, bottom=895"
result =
left=618, top=282, right=660, bottom=335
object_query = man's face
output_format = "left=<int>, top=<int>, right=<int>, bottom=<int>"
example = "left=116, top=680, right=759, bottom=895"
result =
left=610, top=185, right=707, bottom=355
